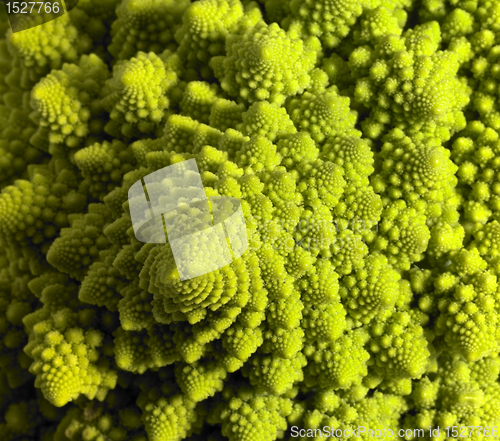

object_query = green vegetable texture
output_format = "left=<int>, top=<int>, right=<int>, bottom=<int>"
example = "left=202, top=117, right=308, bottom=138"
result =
left=0, top=0, right=500, bottom=439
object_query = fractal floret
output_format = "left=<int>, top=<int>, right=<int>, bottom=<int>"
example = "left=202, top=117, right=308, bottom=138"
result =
left=0, top=0, right=499, bottom=440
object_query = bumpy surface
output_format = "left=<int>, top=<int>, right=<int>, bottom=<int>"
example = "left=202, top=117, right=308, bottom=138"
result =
left=0, top=0, right=499, bottom=440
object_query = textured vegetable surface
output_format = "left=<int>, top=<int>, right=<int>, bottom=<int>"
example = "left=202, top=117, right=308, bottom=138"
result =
left=0, top=0, right=500, bottom=439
